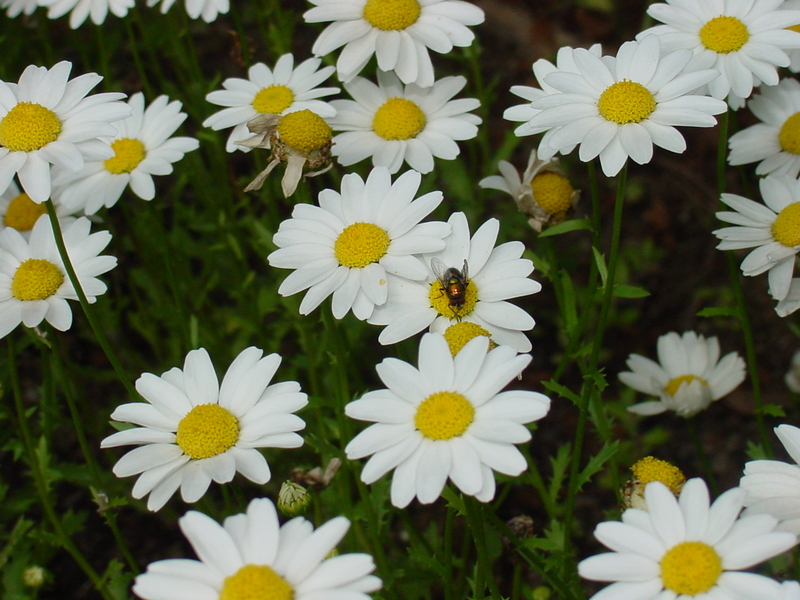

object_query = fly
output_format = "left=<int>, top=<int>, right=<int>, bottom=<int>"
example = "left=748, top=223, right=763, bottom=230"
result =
left=431, top=258, right=469, bottom=317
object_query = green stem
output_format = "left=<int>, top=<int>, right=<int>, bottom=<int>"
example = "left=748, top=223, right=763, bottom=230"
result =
left=688, top=419, right=718, bottom=495
left=462, top=495, right=502, bottom=600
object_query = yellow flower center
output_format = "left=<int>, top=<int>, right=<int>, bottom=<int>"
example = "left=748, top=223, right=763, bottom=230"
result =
left=597, top=80, right=656, bottom=125
left=414, top=391, right=475, bottom=440
left=772, top=202, right=800, bottom=247
left=363, top=0, right=421, bottom=30
left=175, top=404, right=240, bottom=460
left=219, top=564, right=294, bottom=600
left=443, top=321, right=494, bottom=356
left=0, top=102, right=62, bottom=153
left=788, top=24, right=800, bottom=34
left=530, top=172, right=574, bottom=214
left=699, top=16, right=750, bottom=53
left=12, top=258, right=64, bottom=301
left=664, top=374, right=707, bottom=397
left=252, top=85, right=295, bottom=114
left=630, top=456, right=686, bottom=496
left=429, top=276, right=478, bottom=319
left=277, top=110, right=332, bottom=154
left=779, top=112, right=800, bottom=155
left=660, top=541, right=722, bottom=595
left=4, top=193, right=46, bottom=231
left=104, top=138, right=146, bottom=174
left=334, top=222, right=390, bottom=268
left=372, top=98, right=426, bottom=141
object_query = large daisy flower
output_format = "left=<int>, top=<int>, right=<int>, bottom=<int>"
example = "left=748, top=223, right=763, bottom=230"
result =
left=345, top=333, right=550, bottom=508
left=268, top=167, right=450, bottom=320
left=133, top=497, right=381, bottom=600
left=100, top=347, right=308, bottom=512
left=54, top=93, right=199, bottom=215
left=519, top=35, right=727, bottom=177
left=38, top=0, right=133, bottom=28
left=638, top=0, right=800, bottom=102
left=146, top=0, right=227, bottom=22
left=203, top=54, right=338, bottom=153
left=714, top=175, right=800, bottom=301
left=579, top=478, right=796, bottom=600
left=303, top=0, right=484, bottom=87
left=368, top=211, right=540, bottom=352
left=0, top=61, right=130, bottom=203
left=619, top=331, right=746, bottom=418
left=329, top=70, right=481, bottom=174
left=0, top=215, right=116, bottom=339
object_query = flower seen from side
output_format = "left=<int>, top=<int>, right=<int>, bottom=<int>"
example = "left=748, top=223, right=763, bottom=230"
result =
left=304, top=0, right=484, bottom=87
left=268, top=167, right=450, bottom=320
left=329, top=70, right=481, bottom=174
left=146, top=0, right=227, bottom=22
left=579, top=478, right=796, bottom=600
left=619, top=330, right=746, bottom=417
left=101, top=347, right=308, bottom=512
left=133, top=497, right=381, bottom=600
left=345, top=333, right=550, bottom=508
left=1, top=0, right=38, bottom=17
left=38, top=0, right=133, bottom=28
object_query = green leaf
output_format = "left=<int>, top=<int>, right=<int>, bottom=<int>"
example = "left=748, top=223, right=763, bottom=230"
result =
left=575, top=441, right=619, bottom=491
left=538, top=218, right=591, bottom=238
left=541, top=380, right=581, bottom=405
left=612, top=284, right=650, bottom=298
left=696, top=306, right=738, bottom=318
left=592, top=247, right=608, bottom=288
left=760, top=403, right=786, bottom=417
left=548, top=445, right=571, bottom=507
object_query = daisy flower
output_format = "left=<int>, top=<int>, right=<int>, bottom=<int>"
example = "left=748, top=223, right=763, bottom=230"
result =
left=786, top=349, right=800, bottom=392
left=268, top=167, right=450, bottom=320
left=621, top=456, right=686, bottom=510
left=303, top=0, right=484, bottom=87
left=203, top=54, right=338, bottom=153
left=133, top=497, right=381, bottom=600
left=777, top=278, right=800, bottom=316
left=579, top=478, right=796, bottom=600
left=728, top=78, right=800, bottom=177
left=100, top=347, right=308, bottom=512
left=0, top=182, right=75, bottom=238
left=38, top=0, right=133, bottom=28
left=638, top=0, right=800, bottom=103
left=54, top=93, right=199, bottom=215
left=0, top=61, right=130, bottom=203
left=519, top=35, right=727, bottom=177
left=741, top=424, right=800, bottom=535
left=329, top=70, right=481, bottom=175
left=714, top=175, right=800, bottom=301
left=369, top=211, right=540, bottom=352
left=146, top=0, right=227, bottom=22
left=0, top=215, right=116, bottom=339
left=619, top=331, right=746, bottom=418
left=1, top=0, right=38, bottom=17
left=783, top=0, right=800, bottom=72
left=345, top=333, right=550, bottom=508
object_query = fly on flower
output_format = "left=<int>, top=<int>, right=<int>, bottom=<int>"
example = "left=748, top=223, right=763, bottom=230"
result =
left=431, top=258, right=469, bottom=319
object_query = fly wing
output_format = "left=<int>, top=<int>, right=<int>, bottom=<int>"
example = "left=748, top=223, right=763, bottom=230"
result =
left=430, top=257, right=449, bottom=283
left=461, top=259, right=469, bottom=281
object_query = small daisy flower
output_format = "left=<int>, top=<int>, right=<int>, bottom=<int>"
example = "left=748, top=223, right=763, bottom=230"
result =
left=638, top=0, right=800, bottom=102
left=146, top=0, right=227, bottom=22
left=782, top=0, right=800, bottom=72
left=0, top=61, right=130, bottom=204
left=714, top=175, right=800, bottom=301
left=0, top=215, right=116, bottom=339
left=54, top=93, right=199, bottom=215
left=100, top=347, right=308, bottom=512
left=579, top=478, right=796, bottom=600
left=1, top=0, right=38, bottom=17
left=785, top=349, right=800, bottom=392
left=203, top=54, right=338, bottom=153
left=620, top=331, right=746, bottom=418
left=479, top=149, right=579, bottom=232
left=268, top=167, right=450, bottom=320
left=304, top=0, right=484, bottom=87
left=38, top=0, right=133, bottom=28
left=0, top=182, right=75, bottom=238
left=519, top=36, right=727, bottom=177
left=369, top=211, right=541, bottom=352
left=133, top=497, right=381, bottom=600
left=329, top=70, right=481, bottom=175
left=345, top=333, right=550, bottom=508
left=442, top=321, right=496, bottom=357
left=621, top=456, right=686, bottom=510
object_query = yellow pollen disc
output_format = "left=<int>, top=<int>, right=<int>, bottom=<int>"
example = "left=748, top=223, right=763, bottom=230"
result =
left=334, top=222, right=390, bottom=268
left=252, top=85, right=295, bottom=114
left=630, top=456, right=686, bottom=496
left=277, top=110, right=332, bottom=154
left=0, top=102, right=62, bottom=153
left=772, top=203, right=800, bottom=247
left=531, top=172, right=574, bottom=214
left=104, top=138, right=146, bottom=174
left=414, top=391, right=475, bottom=440
left=443, top=321, right=495, bottom=357
left=779, top=113, right=800, bottom=155
left=4, top=193, right=46, bottom=231
left=664, top=374, right=707, bottom=397
left=788, top=24, right=800, bottom=34
left=373, top=98, right=426, bottom=141
left=219, top=564, right=294, bottom=600
left=12, top=258, right=64, bottom=301
left=363, top=0, right=421, bottom=31
left=597, top=80, right=656, bottom=125
left=176, top=404, right=240, bottom=460
left=429, top=277, right=478, bottom=319
left=660, top=541, right=722, bottom=595
left=699, top=16, right=750, bottom=53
